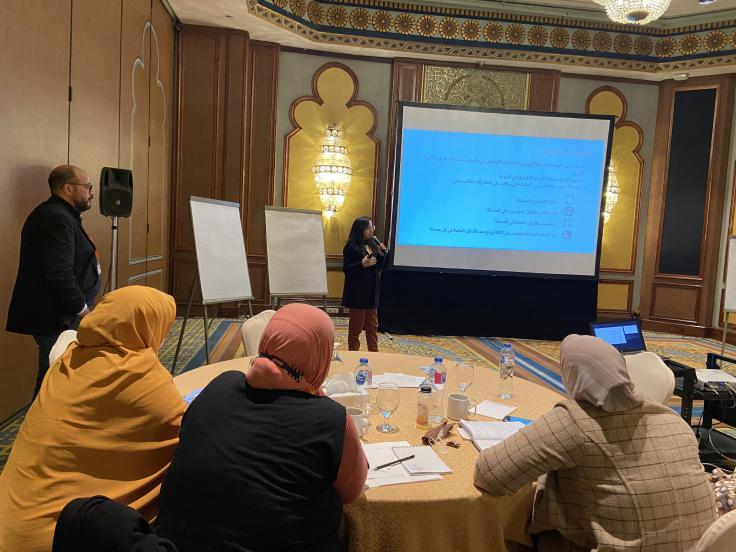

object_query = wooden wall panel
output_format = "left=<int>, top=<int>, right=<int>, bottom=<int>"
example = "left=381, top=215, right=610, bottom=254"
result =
left=384, top=60, right=423, bottom=239
left=222, top=33, right=248, bottom=205
left=651, top=283, right=700, bottom=323
left=173, top=29, right=221, bottom=254
left=118, top=0, right=152, bottom=285
left=69, top=0, right=121, bottom=297
left=641, top=75, right=736, bottom=332
left=0, top=0, right=72, bottom=419
left=146, top=0, right=175, bottom=288
left=172, top=28, right=279, bottom=312
left=245, top=42, right=279, bottom=259
left=598, top=280, right=633, bottom=314
left=528, top=72, right=559, bottom=112
left=171, top=27, right=223, bottom=302
left=0, top=0, right=175, bottom=420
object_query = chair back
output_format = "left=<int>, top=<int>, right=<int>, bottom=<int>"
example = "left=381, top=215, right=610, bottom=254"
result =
left=623, top=351, right=675, bottom=405
left=696, top=510, right=736, bottom=552
left=49, top=330, right=78, bottom=365
left=240, top=310, right=276, bottom=356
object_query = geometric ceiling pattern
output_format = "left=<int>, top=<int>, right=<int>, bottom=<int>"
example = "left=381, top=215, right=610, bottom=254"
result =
left=247, top=0, right=736, bottom=72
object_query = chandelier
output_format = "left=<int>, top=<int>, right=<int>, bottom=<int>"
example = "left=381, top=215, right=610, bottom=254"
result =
left=593, top=0, right=671, bottom=25
left=603, top=165, right=620, bottom=224
left=312, top=125, right=352, bottom=219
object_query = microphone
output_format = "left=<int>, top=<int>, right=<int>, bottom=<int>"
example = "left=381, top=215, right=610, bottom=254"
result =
left=372, top=236, right=387, bottom=255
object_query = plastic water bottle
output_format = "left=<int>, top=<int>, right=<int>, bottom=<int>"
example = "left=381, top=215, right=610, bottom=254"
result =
left=498, top=344, right=515, bottom=399
left=354, top=357, right=372, bottom=410
left=429, top=357, right=446, bottom=425
left=416, top=384, right=433, bottom=429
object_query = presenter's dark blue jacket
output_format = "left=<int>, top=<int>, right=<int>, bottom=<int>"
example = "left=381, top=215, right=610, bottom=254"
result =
left=6, top=195, right=99, bottom=336
left=341, top=241, right=384, bottom=310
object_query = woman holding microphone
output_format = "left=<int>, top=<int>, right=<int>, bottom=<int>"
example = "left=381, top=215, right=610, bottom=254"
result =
left=342, top=216, right=386, bottom=351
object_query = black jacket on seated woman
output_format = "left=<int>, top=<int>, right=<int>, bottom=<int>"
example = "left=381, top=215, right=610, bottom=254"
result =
left=52, top=496, right=178, bottom=552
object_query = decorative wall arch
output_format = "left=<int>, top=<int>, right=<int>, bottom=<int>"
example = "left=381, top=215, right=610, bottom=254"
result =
left=284, top=62, right=380, bottom=259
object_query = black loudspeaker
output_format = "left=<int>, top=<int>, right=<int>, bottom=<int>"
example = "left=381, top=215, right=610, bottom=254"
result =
left=99, top=167, right=133, bottom=217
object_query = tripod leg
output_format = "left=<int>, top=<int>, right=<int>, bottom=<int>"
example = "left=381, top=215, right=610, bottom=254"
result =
left=171, top=275, right=197, bottom=375
left=203, top=304, right=210, bottom=365
left=207, top=305, right=219, bottom=331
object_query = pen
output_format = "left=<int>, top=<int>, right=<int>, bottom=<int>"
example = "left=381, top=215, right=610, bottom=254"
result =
left=373, top=454, right=415, bottom=471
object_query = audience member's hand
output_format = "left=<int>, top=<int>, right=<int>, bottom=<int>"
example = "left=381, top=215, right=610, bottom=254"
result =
left=362, top=255, right=377, bottom=268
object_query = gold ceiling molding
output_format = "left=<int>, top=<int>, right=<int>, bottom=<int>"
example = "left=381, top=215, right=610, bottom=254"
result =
left=247, top=0, right=736, bottom=72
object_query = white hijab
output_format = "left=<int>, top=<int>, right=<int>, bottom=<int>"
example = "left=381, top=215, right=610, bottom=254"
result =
left=560, top=334, right=644, bottom=412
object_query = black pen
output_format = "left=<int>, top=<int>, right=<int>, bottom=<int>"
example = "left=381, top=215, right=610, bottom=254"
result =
left=373, top=454, right=415, bottom=471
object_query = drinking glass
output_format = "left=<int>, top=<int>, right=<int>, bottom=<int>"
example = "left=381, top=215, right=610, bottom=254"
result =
left=455, top=362, right=475, bottom=393
left=321, top=343, right=344, bottom=394
left=377, top=383, right=400, bottom=433
left=365, top=387, right=378, bottom=417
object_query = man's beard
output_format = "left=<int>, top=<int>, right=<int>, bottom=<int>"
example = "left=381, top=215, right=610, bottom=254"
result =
left=75, top=198, right=92, bottom=212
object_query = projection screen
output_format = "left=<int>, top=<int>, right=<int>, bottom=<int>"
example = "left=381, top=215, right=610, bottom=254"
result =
left=390, top=103, right=614, bottom=278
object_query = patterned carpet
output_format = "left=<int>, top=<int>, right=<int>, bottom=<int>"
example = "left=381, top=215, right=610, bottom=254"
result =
left=3, top=318, right=736, bottom=472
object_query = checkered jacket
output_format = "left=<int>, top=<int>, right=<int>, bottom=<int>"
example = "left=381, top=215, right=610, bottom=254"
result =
left=474, top=400, right=717, bottom=551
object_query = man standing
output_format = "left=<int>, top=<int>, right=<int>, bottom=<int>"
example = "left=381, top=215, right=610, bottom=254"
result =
left=7, top=165, right=101, bottom=398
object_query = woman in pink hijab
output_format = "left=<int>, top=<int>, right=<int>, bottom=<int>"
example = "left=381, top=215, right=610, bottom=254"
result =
left=474, top=334, right=716, bottom=551
left=155, top=304, right=367, bottom=552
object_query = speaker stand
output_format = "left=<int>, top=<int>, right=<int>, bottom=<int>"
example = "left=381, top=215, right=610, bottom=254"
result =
left=110, top=216, right=119, bottom=291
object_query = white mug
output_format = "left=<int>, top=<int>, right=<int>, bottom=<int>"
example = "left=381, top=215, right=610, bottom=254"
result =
left=346, top=406, right=369, bottom=438
left=446, top=393, right=476, bottom=420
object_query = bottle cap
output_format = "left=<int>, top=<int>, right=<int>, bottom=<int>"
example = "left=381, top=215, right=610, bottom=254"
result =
left=360, top=358, right=368, bottom=364
left=420, top=384, right=432, bottom=393
left=434, top=356, right=443, bottom=363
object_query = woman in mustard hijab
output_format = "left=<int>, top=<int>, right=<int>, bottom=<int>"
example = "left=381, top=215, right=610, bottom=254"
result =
left=0, top=286, right=186, bottom=552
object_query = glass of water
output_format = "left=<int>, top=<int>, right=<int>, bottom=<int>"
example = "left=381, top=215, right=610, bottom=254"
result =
left=377, top=383, right=400, bottom=433
left=455, top=362, right=474, bottom=393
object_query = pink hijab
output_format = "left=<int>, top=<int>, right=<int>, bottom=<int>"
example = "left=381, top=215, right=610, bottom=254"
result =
left=246, top=304, right=334, bottom=394
left=560, top=334, right=644, bottom=412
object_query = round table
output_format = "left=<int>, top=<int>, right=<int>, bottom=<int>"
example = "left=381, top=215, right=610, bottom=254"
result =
left=174, top=350, right=563, bottom=552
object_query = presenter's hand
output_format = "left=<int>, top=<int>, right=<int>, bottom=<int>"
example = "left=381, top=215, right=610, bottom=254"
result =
left=362, top=255, right=377, bottom=268
left=378, top=243, right=387, bottom=253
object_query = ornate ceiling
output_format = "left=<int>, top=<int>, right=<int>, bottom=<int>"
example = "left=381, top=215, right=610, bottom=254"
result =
left=169, top=0, right=736, bottom=77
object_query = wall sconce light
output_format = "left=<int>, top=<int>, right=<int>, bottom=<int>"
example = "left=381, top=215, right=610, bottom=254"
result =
left=603, top=164, right=620, bottom=224
left=312, top=124, right=352, bottom=219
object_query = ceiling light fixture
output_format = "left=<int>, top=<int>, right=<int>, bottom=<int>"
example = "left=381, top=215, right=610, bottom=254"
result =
left=593, top=0, right=672, bottom=25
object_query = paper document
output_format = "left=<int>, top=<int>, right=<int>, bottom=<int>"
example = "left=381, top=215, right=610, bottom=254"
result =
left=371, top=373, right=425, bottom=388
left=475, top=400, right=517, bottom=419
left=695, top=369, right=736, bottom=384
left=391, top=446, right=452, bottom=475
left=362, top=441, right=442, bottom=488
left=459, top=420, right=525, bottom=451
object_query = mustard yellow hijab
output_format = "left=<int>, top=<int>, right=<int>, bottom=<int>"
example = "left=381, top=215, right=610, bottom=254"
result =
left=0, top=286, right=186, bottom=552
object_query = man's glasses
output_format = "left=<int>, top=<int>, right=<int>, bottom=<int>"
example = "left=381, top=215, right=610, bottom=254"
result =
left=69, top=183, right=93, bottom=192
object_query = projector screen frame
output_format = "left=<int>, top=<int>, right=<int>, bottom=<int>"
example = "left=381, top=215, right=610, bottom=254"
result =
left=387, top=101, right=615, bottom=281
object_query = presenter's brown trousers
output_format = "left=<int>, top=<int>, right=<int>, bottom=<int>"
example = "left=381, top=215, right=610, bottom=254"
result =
left=348, top=308, right=378, bottom=351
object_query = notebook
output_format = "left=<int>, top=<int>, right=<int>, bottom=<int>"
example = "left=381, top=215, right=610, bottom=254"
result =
left=459, top=420, right=525, bottom=451
left=390, top=446, right=452, bottom=475
left=589, top=319, right=646, bottom=355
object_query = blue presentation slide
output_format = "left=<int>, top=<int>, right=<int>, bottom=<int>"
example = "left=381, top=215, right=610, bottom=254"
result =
left=396, top=128, right=606, bottom=254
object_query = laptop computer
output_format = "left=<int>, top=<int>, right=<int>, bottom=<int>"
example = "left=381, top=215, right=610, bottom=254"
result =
left=590, top=320, right=736, bottom=387
left=589, top=319, right=646, bottom=355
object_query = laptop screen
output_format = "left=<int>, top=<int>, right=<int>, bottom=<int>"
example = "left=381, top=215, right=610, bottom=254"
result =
left=589, top=320, right=645, bottom=353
